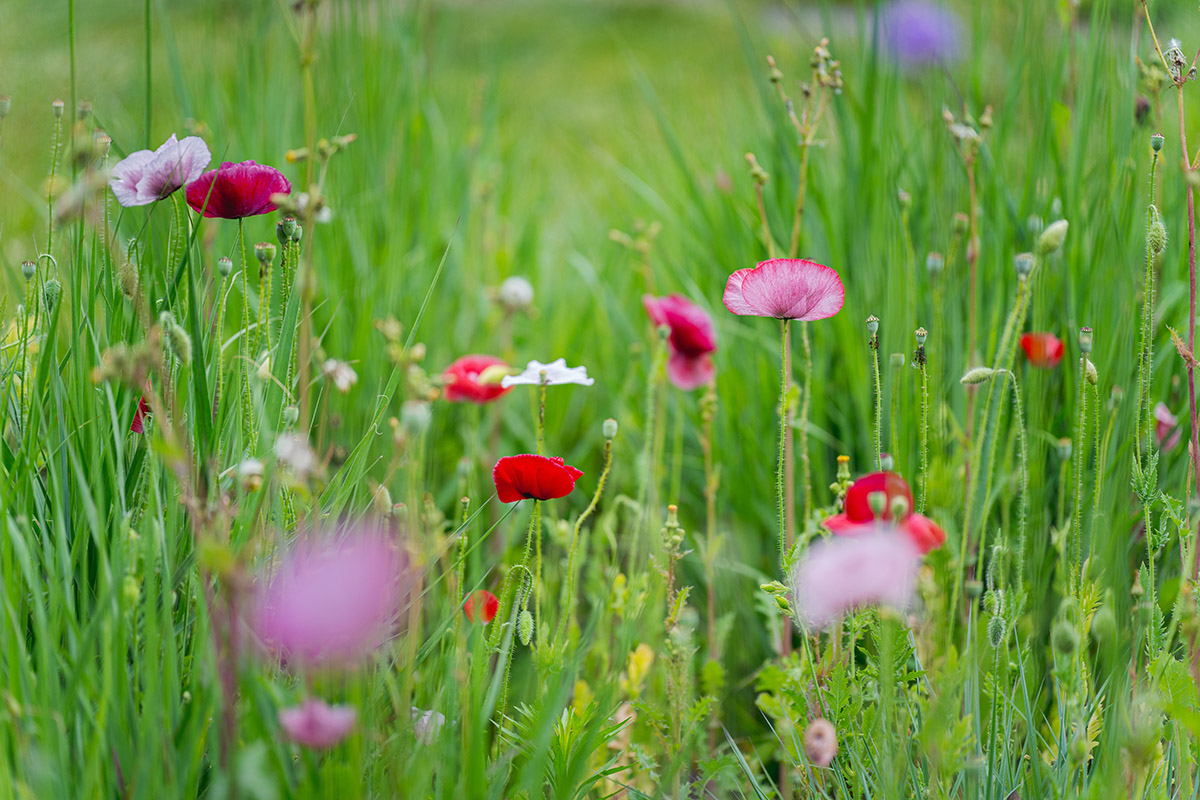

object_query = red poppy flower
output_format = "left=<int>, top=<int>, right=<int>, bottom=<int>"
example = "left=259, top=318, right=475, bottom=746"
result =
left=643, top=294, right=717, bottom=390
left=130, top=396, right=150, bottom=434
left=442, top=355, right=512, bottom=404
left=492, top=455, right=583, bottom=503
left=185, top=160, right=292, bottom=219
left=1019, top=332, right=1064, bottom=369
left=464, top=590, right=499, bottom=624
left=823, top=471, right=945, bottom=554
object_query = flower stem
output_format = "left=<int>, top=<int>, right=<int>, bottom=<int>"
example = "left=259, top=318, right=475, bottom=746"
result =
left=1072, top=352, right=1088, bottom=587
left=555, top=437, right=614, bottom=649
left=777, top=317, right=791, bottom=572
left=238, top=219, right=255, bottom=452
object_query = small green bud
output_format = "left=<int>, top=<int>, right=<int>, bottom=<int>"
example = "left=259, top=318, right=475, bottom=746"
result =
left=1152, top=132, right=1165, bottom=152
left=925, top=252, right=944, bottom=277
left=879, top=452, right=894, bottom=471
left=1085, top=359, right=1098, bottom=385
left=517, top=609, right=534, bottom=646
left=217, top=256, right=233, bottom=278
left=987, top=615, right=1006, bottom=648
left=43, top=278, right=61, bottom=311
left=965, top=580, right=983, bottom=599
left=122, top=575, right=141, bottom=611
left=1052, top=619, right=1080, bottom=655
left=867, top=491, right=887, bottom=518
left=20, top=260, right=35, bottom=281
left=961, top=366, right=996, bottom=385
left=292, top=224, right=304, bottom=243
left=51, top=98, right=64, bottom=118
left=1037, top=219, right=1069, bottom=256
left=866, top=314, right=879, bottom=336
left=1013, top=252, right=1035, bottom=278
left=952, top=212, right=969, bottom=235
left=603, top=418, right=618, bottom=439
left=774, top=594, right=791, bottom=612
left=1149, top=212, right=1167, bottom=255
left=1078, top=326, right=1093, bottom=355
left=1089, top=605, right=1116, bottom=644
left=167, top=324, right=192, bottom=365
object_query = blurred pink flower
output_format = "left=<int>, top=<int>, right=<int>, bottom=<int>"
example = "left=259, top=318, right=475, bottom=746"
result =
left=252, top=526, right=404, bottom=668
left=110, top=134, right=212, bottom=207
left=643, top=293, right=717, bottom=390
left=185, top=160, right=292, bottom=219
left=278, top=698, right=357, bottom=749
left=723, top=258, right=845, bottom=321
left=791, top=525, right=921, bottom=629
left=1155, top=402, right=1181, bottom=452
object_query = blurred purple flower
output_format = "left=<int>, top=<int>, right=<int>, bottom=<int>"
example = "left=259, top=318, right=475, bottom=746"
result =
left=109, top=134, right=212, bottom=207
left=1155, top=402, right=1181, bottom=452
left=880, top=0, right=964, bottom=67
left=251, top=525, right=404, bottom=668
left=279, top=698, right=357, bottom=749
left=791, top=524, right=922, bottom=629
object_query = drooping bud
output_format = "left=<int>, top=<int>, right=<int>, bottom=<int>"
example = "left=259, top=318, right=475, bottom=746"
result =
left=517, top=609, right=534, bottom=646
left=960, top=367, right=996, bottom=385
left=603, top=418, right=618, bottom=439
left=20, top=260, right=35, bottom=281
left=1013, top=252, right=1035, bottom=278
left=1037, top=219, right=1069, bottom=256
left=1051, top=619, right=1080, bottom=655
left=1149, top=206, right=1167, bottom=255
left=217, top=256, right=233, bottom=278
left=1089, top=604, right=1116, bottom=644
left=43, top=278, right=61, bottom=311
left=1078, top=326, right=1093, bottom=355
left=166, top=324, right=192, bottom=365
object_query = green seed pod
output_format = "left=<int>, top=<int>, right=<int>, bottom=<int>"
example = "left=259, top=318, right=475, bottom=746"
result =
left=254, top=241, right=277, bottom=266
left=1013, top=252, right=1035, bottom=278
left=952, top=212, right=969, bottom=235
left=1052, top=619, right=1080, bottom=655
left=0, top=96, right=10, bottom=118
left=217, top=256, right=233, bottom=278
left=1089, top=605, right=1116, bottom=644
left=960, top=367, right=996, bottom=385
left=1151, top=132, right=1165, bottom=153
left=280, top=215, right=298, bottom=240
left=517, top=609, right=534, bottom=646
left=1037, top=219, right=1069, bottom=256
left=987, top=615, right=1006, bottom=648
left=603, top=418, right=618, bottom=439
left=965, top=579, right=983, bottom=599
left=889, top=353, right=905, bottom=368
left=914, top=327, right=928, bottom=346
left=1078, top=326, right=1093, bottom=355
left=20, top=260, right=35, bottom=281
left=867, top=491, right=887, bottom=518
left=879, top=453, right=894, bottom=470
left=865, top=315, right=879, bottom=336
left=925, top=252, right=944, bottom=278
left=51, top=98, right=64, bottom=118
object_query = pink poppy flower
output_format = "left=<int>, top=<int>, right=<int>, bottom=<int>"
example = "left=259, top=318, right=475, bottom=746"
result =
left=442, top=355, right=512, bottom=404
left=791, top=525, right=921, bottom=629
left=822, top=471, right=945, bottom=553
left=1155, top=402, right=1181, bottom=452
left=722, top=258, right=845, bottom=321
left=185, top=160, right=292, bottom=219
left=643, top=293, right=717, bottom=390
left=278, top=698, right=357, bottom=749
left=130, top=396, right=150, bottom=434
left=492, top=455, right=583, bottom=503
left=109, top=134, right=212, bottom=207
left=251, top=526, right=404, bottom=668
left=1019, top=333, right=1064, bottom=369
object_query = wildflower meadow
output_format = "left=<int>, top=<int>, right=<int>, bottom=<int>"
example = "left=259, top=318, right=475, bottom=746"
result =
left=7, top=0, right=1200, bottom=796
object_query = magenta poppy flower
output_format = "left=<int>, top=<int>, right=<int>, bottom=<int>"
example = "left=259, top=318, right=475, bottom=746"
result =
left=442, top=355, right=512, bottom=404
left=723, top=258, right=845, bottom=320
left=822, top=471, right=945, bottom=554
left=278, top=698, right=357, bottom=749
left=880, top=0, right=964, bottom=67
left=643, top=293, right=717, bottom=390
left=130, top=396, right=150, bottom=434
left=251, top=526, right=404, bottom=668
left=492, top=455, right=583, bottom=503
left=185, top=160, right=292, bottom=219
left=109, top=134, right=212, bottom=207
left=1019, top=333, right=1064, bottom=369
left=1156, top=402, right=1182, bottom=452
left=791, top=525, right=922, bottom=629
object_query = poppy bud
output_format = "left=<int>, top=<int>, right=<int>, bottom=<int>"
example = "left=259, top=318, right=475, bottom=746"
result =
left=280, top=215, right=298, bottom=240
left=21, top=260, right=35, bottom=281
left=1078, top=326, right=1093, bottom=355
left=1013, top=252, right=1034, bottom=277
left=925, top=252, right=944, bottom=278
left=77, top=100, right=92, bottom=120
left=1051, top=619, right=1079, bottom=655
left=803, top=718, right=838, bottom=767
left=283, top=405, right=300, bottom=427
left=603, top=418, right=618, bottom=439
left=952, top=212, right=969, bottom=235
left=960, top=367, right=996, bottom=385
left=914, top=327, right=928, bottom=346
left=254, top=241, right=276, bottom=266
left=517, top=609, right=534, bottom=646
left=1149, top=209, right=1167, bottom=255
left=1085, top=359, right=1098, bottom=385
left=865, top=315, right=879, bottom=336
left=1089, top=604, right=1115, bottom=644
left=1152, top=132, right=1165, bottom=152
left=0, top=96, right=9, bottom=118
left=43, top=278, right=61, bottom=311
left=217, top=256, right=233, bottom=278
left=1037, top=220, right=1069, bottom=256
left=122, top=576, right=140, bottom=611
left=373, top=485, right=393, bottom=516
left=51, top=99, right=64, bottom=118
left=987, top=615, right=1005, bottom=648
left=878, top=452, right=894, bottom=470
left=167, top=324, right=192, bottom=365
left=866, top=491, right=887, bottom=518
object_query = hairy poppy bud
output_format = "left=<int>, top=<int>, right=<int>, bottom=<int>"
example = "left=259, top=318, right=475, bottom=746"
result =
left=1052, top=619, right=1079, bottom=655
left=20, top=260, right=35, bottom=281
left=517, top=609, right=534, bottom=646
left=1090, top=604, right=1115, bottom=644
left=217, top=256, right=233, bottom=278
left=167, top=324, right=192, bottom=365
left=987, top=615, right=1005, bottom=648
left=1037, top=219, right=1069, bottom=256
left=1149, top=208, right=1167, bottom=255
left=803, top=718, right=838, bottom=767
left=879, top=452, right=894, bottom=470
left=1085, top=359, right=1098, bottom=385
left=961, top=367, right=996, bottom=385
left=43, top=278, right=61, bottom=311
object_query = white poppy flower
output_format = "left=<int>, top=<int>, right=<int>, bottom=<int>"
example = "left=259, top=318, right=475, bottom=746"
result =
left=500, top=358, right=594, bottom=388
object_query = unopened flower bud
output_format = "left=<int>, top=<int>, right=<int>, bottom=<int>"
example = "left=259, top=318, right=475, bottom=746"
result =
left=1078, top=326, right=1093, bottom=354
left=961, top=366, right=996, bottom=385
left=1052, top=619, right=1079, bottom=655
left=51, top=99, right=64, bottom=118
left=1090, top=604, right=1115, bottom=644
left=217, top=256, right=233, bottom=278
left=603, top=418, right=618, bottom=439
left=167, top=324, right=192, bottom=365
left=867, top=491, right=887, bottom=518
left=952, top=212, right=969, bottom=235
left=1085, top=359, right=1098, bottom=385
left=925, top=252, right=944, bottom=277
left=1149, top=209, right=1167, bottom=255
left=1152, top=132, right=1165, bottom=152
left=21, top=260, right=35, bottom=281
left=122, top=576, right=140, bottom=611
left=965, top=579, right=983, bottom=598
left=1037, top=219, right=1069, bottom=256
left=836, top=454, right=850, bottom=481
left=866, top=315, right=879, bottom=336
left=77, top=100, right=92, bottom=120
left=373, top=485, right=393, bottom=516
left=879, top=452, right=894, bottom=470
left=987, top=615, right=1006, bottom=648
left=43, top=278, right=61, bottom=311
left=517, top=609, right=534, bottom=646
left=1013, top=252, right=1035, bottom=277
